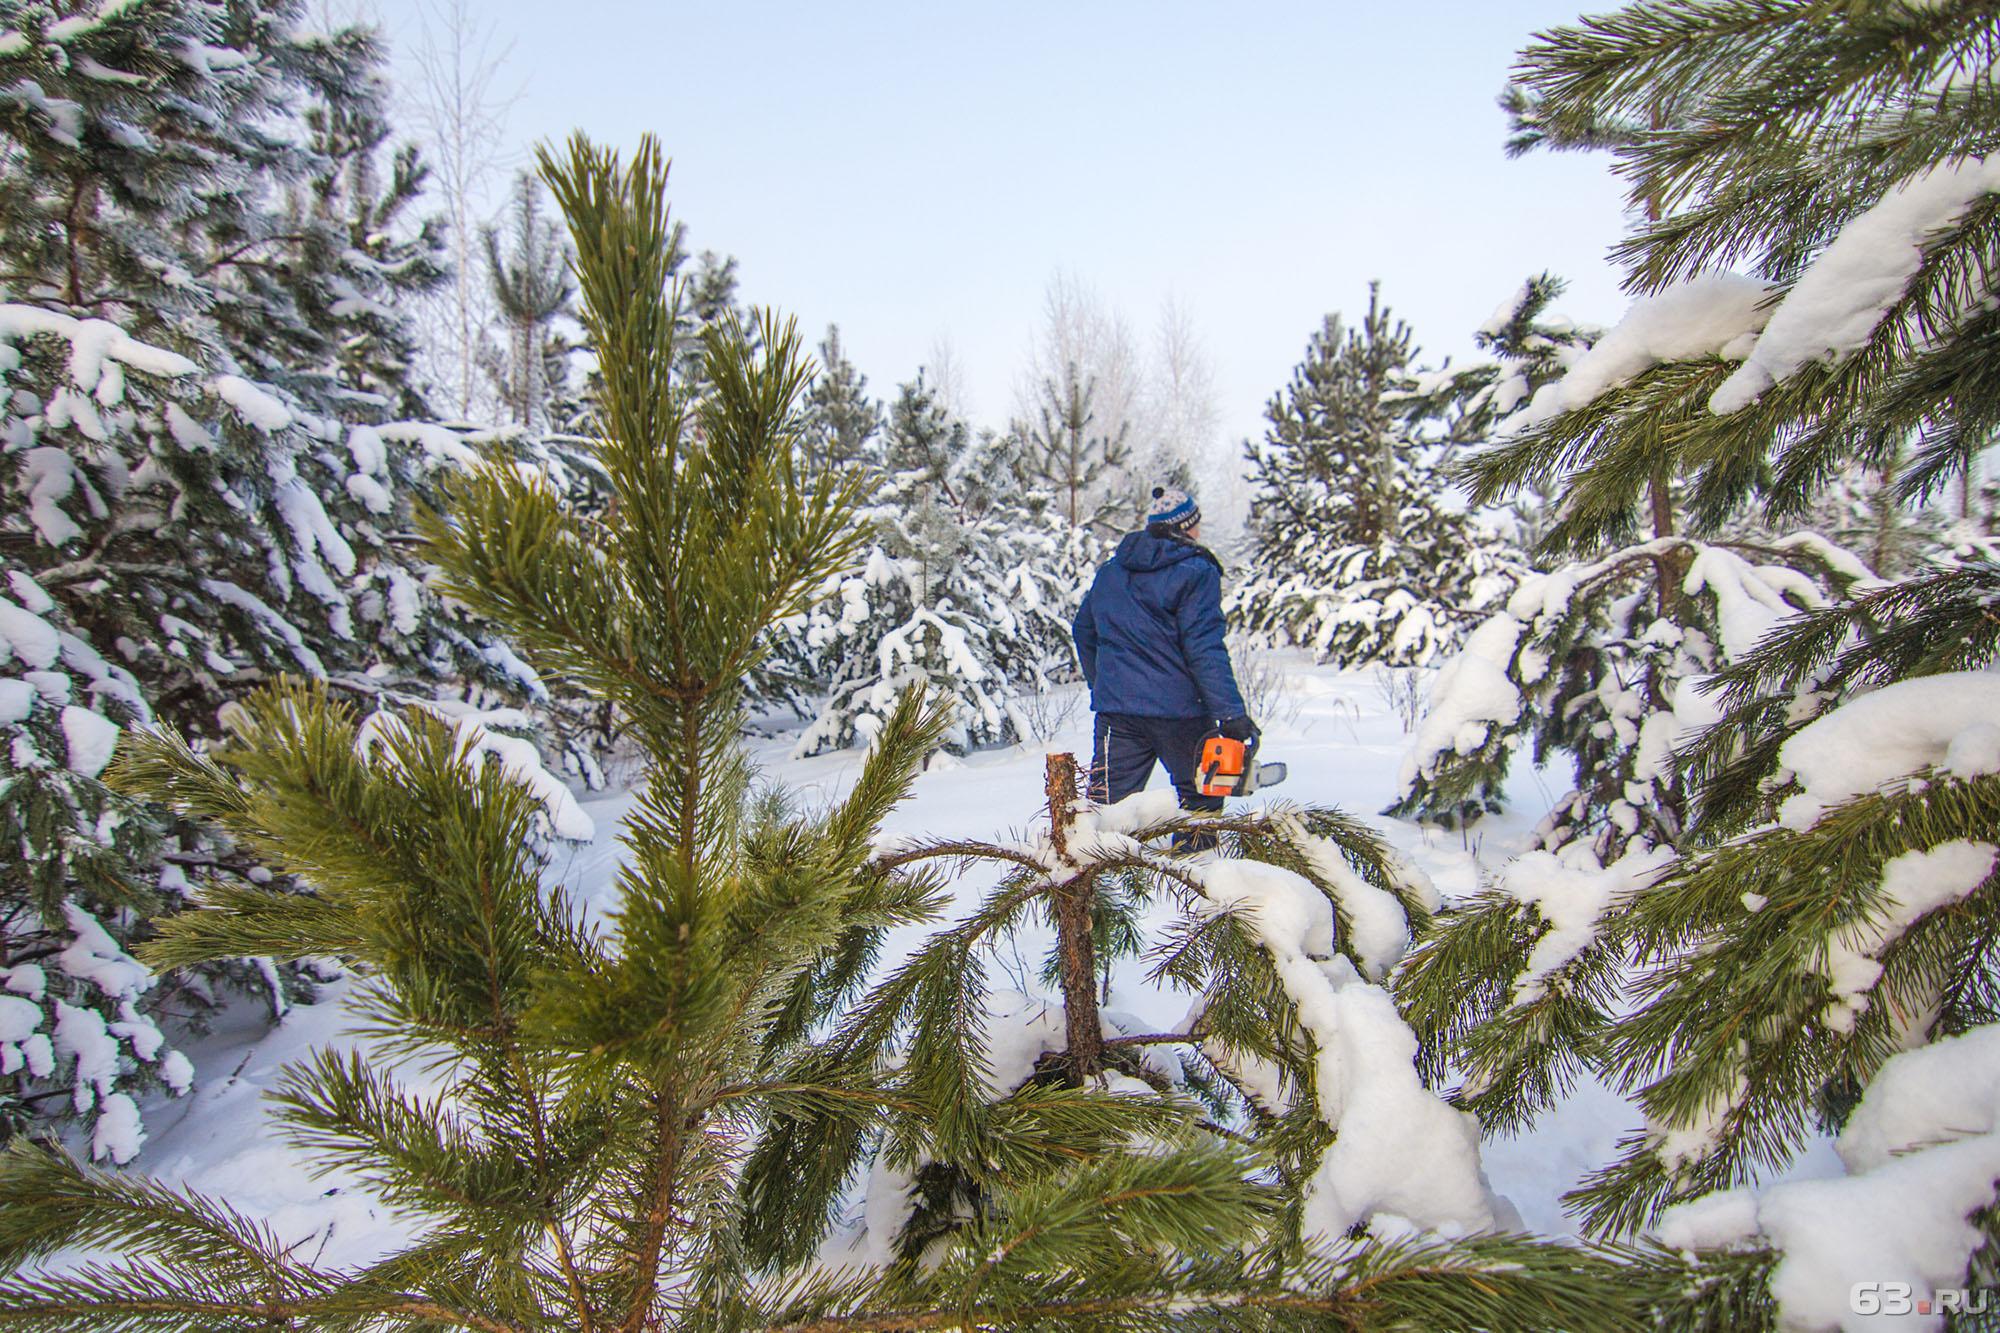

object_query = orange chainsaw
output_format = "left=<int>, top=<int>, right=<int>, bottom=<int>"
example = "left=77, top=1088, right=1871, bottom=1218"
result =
left=1196, top=733, right=1288, bottom=798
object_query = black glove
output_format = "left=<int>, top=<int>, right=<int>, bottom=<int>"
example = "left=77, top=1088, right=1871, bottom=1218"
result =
left=1218, top=716, right=1260, bottom=746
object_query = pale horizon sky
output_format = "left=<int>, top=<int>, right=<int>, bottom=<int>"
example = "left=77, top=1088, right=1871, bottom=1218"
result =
left=372, top=2, right=1640, bottom=473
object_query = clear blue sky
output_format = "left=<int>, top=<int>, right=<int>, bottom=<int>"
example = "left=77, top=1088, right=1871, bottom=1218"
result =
left=375, top=1, right=1636, bottom=452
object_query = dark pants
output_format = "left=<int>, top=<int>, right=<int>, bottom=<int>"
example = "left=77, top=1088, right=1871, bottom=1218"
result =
left=1088, top=712, right=1223, bottom=814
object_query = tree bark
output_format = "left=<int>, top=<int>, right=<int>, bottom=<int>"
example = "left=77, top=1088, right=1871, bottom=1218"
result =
left=1044, top=753, right=1103, bottom=1081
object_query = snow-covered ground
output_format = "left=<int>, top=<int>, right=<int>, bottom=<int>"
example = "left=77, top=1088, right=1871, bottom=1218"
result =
left=120, top=658, right=1839, bottom=1265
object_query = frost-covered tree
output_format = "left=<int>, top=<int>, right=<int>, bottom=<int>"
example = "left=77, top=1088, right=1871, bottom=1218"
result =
left=0, top=0, right=558, bottom=1154
left=1146, top=297, right=1221, bottom=486
left=793, top=376, right=1087, bottom=755
left=1395, top=5, right=2000, bottom=1324
left=801, top=323, right=882, bottom=480
left=1230, top=285, right=1516, bottom=669
left=405, top=0, right=513, bottom=422
left=1147, top=297, right=1244, bottom=543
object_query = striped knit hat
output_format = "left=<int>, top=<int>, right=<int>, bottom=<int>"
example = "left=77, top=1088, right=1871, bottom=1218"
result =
left=1145, top=485, right=1201, bottom=534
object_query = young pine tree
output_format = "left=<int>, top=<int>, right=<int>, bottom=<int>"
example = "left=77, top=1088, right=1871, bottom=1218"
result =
left=0, top=129, right=877, bottom=1331
left=792, top=375, right=1068, bottom=756
left=1017, top=358, right=1133, bottom=535
left=479, top=173, right=576, bottom=432
left=1416, top=273, right=1600, bottom=552
left=1231, top=285, right=1512, bottom=669
left=544, top=234, right=742, bottom=507
left=800, top=324, right=883, bottom=481
left=1395, top=5, right=2000, bottom=1324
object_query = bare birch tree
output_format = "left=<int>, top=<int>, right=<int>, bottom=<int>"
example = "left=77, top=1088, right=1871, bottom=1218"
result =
left=926, top=330, right=973, bottom=423
left=407, top=0, right=516, bottom=420
left=1149, top=295, right=1247, bottom=546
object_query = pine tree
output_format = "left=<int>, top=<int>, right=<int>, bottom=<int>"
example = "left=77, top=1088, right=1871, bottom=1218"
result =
left=1017, top=356, right=1132, bottom=534
left=296, top=87, right=451, bottom=420
left=676, top=248, right=745, bottom=393
left=1231, top=285, right=1514, bottom=668
left=792, top=376, right=1078, bottom=756
left=1387, top=531, right=1869, bottom=852
left=1416, top=273, right=1600, bottom=551
left=0, top=132, right=1637, bottom=1333
left=479, top=172, right=575, bottom=431
left=1392, top=5, right=2000, bottom=1323
left=800, top=324, right=882, bottom=480
left=0, top=0, right=559, bottom=1154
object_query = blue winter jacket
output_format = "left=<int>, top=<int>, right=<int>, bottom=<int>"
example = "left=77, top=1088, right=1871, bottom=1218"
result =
left=1072, top=531, right=1247, bottom=721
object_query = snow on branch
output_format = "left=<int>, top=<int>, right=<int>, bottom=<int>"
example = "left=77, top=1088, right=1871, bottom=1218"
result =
left=1656, top=1022, right=2000, bottom=1332
left=1817, top=840, right=1995, bottom=1034
left=375, top=420, right=485, bottom=471
left=200, top=579, right=327, bottom=676
left=1396, top=612, right=1524, bottom=797
left=1500, top=846, right=1674, bottom=1007
left=1503, top=275, right=1772, bottom=433
left=1712, top=154, right=2000, bottom=415
left=1775, top=671, right=2000, bottom=829
left=1190, top=856, right=1503, bottom=1244
left=0, top=304, right=197, bottom=390
left=358, top=701, right=593, bottom=842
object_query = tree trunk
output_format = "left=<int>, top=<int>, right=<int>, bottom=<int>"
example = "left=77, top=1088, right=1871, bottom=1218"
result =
left=64, top=177, right=93, bottom=307
left=1044, top=753, right=1103, bottom=1081
left=1641, top=139, right=1687, bottom=609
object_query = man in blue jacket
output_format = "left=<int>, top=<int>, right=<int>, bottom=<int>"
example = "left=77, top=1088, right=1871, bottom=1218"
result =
left=1072, top=485, right=1259, bottom=812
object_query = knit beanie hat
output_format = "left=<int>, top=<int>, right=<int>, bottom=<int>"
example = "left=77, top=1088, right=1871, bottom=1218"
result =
left=1145, top=484, right=1201, bottom=535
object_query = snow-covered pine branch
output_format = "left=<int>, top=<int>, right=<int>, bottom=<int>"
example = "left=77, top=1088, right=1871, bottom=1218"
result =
left=766, top=774, right=1521, bottom=1272
left=1390, top=534, right=1870, bottom=858
left=1651, top=1023, right=2000, bottom=1333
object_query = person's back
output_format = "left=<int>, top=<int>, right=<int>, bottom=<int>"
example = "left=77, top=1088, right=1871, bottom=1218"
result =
left=1072, top=486, right=1258, bottom=813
